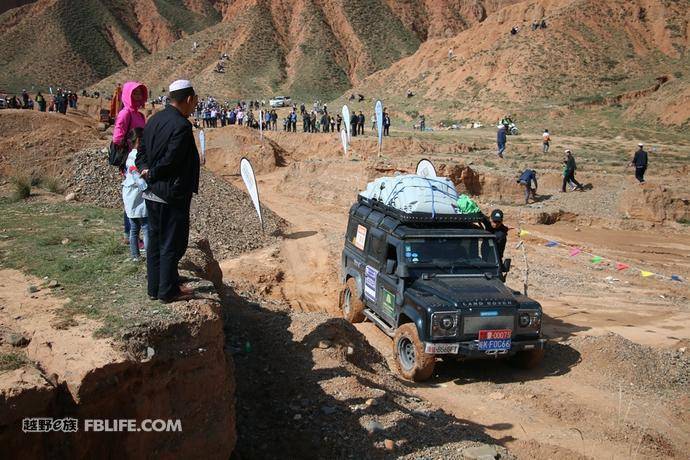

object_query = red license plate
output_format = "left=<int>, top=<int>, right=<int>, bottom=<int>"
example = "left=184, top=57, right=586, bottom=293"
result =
left=478, top=329, right=511, bottom=340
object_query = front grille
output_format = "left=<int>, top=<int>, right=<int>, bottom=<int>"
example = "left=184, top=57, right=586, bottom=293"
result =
left=463, top=315, right=514, bottom=335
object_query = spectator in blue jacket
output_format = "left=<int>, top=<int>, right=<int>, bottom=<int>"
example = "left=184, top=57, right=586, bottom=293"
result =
left=516, top=169, right=538, bottom=204
left=497, top=125, right=507, bottom=158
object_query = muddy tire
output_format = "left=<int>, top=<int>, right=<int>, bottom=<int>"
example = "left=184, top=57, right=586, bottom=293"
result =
left=341, top=278, right=365, bottom=323
left=393, top=323, right=435, bottom=382
left=509, top=348, right=544, bottom=369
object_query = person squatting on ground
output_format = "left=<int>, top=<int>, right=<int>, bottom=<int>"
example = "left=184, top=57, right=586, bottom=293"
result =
left=542, top=129, right=550, bottom=153
left=497, top=124, right=507, bottom=158
left=562, top=150, right=584, bottom=192
left=630, top=143, right=648, bottom=184
left=112, top=81, right=148, bottom=243
left=136, top=79, right=200, bottom=303
left=517, top=168, right=538, bottom=204
left=122, top=128, right=149, bottom=262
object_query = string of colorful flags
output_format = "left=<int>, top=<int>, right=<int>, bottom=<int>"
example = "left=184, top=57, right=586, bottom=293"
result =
left=516, top=228, right=685, bottom=284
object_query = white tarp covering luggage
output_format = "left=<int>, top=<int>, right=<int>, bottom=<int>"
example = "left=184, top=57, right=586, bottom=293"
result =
left=359, top=175, right=460, bottom=214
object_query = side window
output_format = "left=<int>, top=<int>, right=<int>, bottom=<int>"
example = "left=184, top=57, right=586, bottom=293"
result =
left=386, top=244, right=397, bottom=262
left=366, top=228, right=387, bottom=266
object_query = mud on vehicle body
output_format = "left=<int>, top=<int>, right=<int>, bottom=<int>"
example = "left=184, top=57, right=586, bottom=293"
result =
left=340, top=196, right=545, bottom=381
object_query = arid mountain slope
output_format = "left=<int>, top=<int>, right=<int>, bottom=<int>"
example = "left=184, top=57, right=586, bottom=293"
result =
left=345, top=0, right=690, bottom=126
left=90, top=0, right=517, bottom=100
left=0, top=0, right=223, bottom=92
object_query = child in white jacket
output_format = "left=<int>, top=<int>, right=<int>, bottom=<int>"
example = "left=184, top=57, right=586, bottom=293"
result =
left=122, top=128, right=148, bottom=261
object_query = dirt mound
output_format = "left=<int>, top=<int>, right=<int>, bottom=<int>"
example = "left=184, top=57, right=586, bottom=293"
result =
left=0, top=110, right=102, bottom=177
left=65, top=147, right=287, bottom=259
left=568, top=332, right=689, bottom=395
left=205, top=128, right=287, bottom=176
left=618, top=183, right=690, bottom=223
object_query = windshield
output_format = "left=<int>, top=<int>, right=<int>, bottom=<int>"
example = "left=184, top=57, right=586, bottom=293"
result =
left=403, top=237, right=499, bottom=270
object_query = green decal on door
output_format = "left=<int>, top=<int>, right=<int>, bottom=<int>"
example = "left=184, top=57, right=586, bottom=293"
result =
left=382, top=289, right=395, bottom=318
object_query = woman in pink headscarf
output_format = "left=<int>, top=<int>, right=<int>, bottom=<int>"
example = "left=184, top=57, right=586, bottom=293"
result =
left=112, top=81, right=148, bottom=242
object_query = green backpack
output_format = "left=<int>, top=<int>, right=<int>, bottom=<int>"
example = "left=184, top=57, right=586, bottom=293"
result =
left=456, top=194, right=480, bottom=214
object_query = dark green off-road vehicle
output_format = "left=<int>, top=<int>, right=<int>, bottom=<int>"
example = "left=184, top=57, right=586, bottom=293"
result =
left=340, top=196, right=545, bottom=381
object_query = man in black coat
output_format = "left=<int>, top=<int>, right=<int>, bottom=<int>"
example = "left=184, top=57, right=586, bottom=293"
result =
left=629, top=143, right=648, bottom=183
left=136, top=79, right=200, bottom=303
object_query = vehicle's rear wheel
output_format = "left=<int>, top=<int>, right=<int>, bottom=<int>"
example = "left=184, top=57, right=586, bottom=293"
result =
left=341, top=278, right=365, bottom=323
left=510, top=127, right=519, bottom=135
left=509, top=348, right=544, bottom=369
left=394, top=323, right=435, bottom=382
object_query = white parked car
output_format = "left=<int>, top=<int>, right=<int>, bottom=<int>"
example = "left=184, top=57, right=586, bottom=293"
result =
left=269, top=96, right=291, bottom=108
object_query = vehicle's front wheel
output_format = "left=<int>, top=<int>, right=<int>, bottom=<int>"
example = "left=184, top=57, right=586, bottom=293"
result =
left=509, top=348, right=544, bottom=369
left=510, top=127, right=519, bottom=135
left=394, top=323, right=435, bottom=382
left=341, top=278, right=365, bottom=323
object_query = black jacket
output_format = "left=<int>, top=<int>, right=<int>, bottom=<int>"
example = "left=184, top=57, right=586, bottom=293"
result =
left=633, top=149, right=648, bottom=168
left=136, top=106, right=200, bottom=205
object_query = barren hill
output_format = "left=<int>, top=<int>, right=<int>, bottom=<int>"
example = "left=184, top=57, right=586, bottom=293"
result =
left=343, top=0, right=690, bottom=127
left=89, top=0, right=522, bottom=100
left=0, top=0, right=223, bottom=92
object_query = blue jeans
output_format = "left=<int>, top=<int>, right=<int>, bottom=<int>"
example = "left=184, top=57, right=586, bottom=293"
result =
left=497, top=142, right=506, bottom=156
left=129, top=217, right=149, bottom=259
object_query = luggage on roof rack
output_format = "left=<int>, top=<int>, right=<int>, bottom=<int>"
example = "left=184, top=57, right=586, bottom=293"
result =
left=357, top=195, right=485, bottom=225
left=360, top=174, right=459, bottom=215
left=357, top=174, right=485, bottom=224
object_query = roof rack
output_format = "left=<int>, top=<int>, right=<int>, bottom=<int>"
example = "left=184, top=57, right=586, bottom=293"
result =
left=357, top=196, right=485, bottom=225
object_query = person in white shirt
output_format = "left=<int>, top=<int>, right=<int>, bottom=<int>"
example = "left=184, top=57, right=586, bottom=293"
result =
left=542, top=129, right=551, bottom=153
left=122, top=128, right=148, bottom=261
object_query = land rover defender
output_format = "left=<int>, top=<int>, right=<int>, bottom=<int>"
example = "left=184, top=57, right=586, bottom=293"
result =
left=340, top=195, right=545, bottom=381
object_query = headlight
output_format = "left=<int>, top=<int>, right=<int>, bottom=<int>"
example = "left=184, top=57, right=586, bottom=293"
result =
left=431, top=312, right=458, bottom=338
left=518, top=311, right=541, bottom=329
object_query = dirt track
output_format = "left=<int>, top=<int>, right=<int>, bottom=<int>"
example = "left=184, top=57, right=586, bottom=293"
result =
left=208, top=125, right=689, bottom=459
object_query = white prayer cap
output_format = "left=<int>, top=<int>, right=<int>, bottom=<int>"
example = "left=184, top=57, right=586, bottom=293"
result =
left=638, top=142, right=644, bottom=147
left=169, top=79, right=193, bottom=93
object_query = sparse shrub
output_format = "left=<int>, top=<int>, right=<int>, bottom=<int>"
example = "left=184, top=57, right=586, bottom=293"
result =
left=677, top=217, right=690, bottom=226
left=405, top=110, right=419, bottom=119
left=11, top=175, right=31, bottom=200
left=673, top=71, right=683, bottom=79
left=40, top=176, right=64, bottom=194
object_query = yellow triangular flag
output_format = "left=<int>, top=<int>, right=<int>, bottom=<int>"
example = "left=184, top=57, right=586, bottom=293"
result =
left=640, top=271, right=654, bottom=277
left=518, top=229, right=529, bottom=237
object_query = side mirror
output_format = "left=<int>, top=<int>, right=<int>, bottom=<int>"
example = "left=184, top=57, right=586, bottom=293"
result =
left=502, top=258, right=511, bottom=273
left=385, top=259, right=397, bottom=275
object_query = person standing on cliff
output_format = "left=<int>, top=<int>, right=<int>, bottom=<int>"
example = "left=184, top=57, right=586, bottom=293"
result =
left=629, top=143, right=648, bottom=184
left=136, top=80, right=200, bottom=303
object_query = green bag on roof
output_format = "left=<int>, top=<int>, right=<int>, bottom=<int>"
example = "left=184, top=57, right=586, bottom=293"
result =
left=456, top=194, right=480, bottom=214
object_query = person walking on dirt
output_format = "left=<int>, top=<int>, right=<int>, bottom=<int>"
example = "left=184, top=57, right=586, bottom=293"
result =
left=497, top=125, right=507, bottom=158
left=136, top=79, right=200, bottom=303
left=336, top=114, right=342, bottom=132
left=629, top=143, right=648, bottom=184
left=419, top=114, right=426, bottom=131
left=517, top=169, right=538, bottom=204
left=358, top=111, right=365, bottom=135
left=542, top=129, right=550, bottom=153
left=562, top=150, right=584, bottom=192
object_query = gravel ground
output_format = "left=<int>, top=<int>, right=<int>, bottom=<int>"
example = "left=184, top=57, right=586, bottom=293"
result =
left=66, top=147, right=287, bottom=258
left=223, top=283, right=514, bottom=460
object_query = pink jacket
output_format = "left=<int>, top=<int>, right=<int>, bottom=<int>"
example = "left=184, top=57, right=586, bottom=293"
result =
left=112, top=81, right=148, bottom=147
